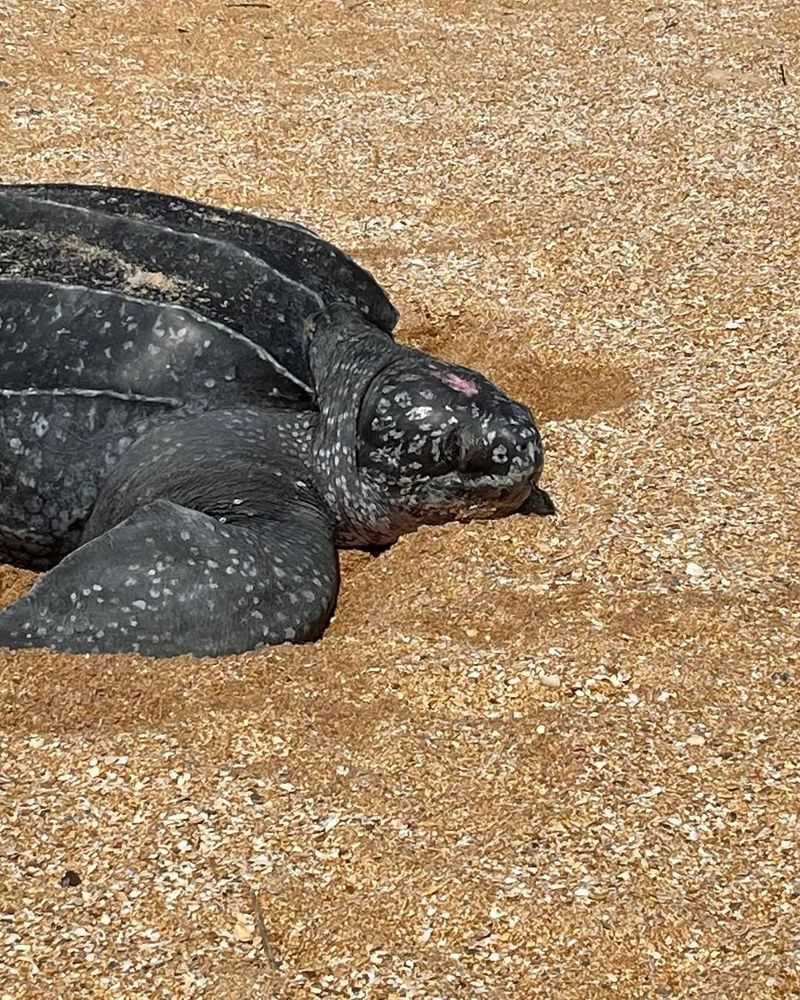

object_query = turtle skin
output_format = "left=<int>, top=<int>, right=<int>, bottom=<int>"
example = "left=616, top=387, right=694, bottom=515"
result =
left=0, top=185, right=554, bottom=657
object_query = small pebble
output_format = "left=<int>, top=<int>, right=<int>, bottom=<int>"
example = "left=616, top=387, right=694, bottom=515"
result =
left=232, top=913, right=254, bottom=942
left=686, top=734, right=706, bottom=747
left=686, top=562, right=706, bottom=579
left=60, top=870, right=81, bottom=888
left=539, top=673, right=562, bottom=689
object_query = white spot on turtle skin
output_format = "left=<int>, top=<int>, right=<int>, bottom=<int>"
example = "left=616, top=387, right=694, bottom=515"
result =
left=32, top=414, right=49, bottom=438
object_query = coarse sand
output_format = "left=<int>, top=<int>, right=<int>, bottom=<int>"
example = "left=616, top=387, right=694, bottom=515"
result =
left=1, top=1, right=799, bottom=997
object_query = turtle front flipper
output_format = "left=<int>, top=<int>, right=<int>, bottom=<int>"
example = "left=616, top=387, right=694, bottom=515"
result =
left=0, top=497, right=339, bottom=657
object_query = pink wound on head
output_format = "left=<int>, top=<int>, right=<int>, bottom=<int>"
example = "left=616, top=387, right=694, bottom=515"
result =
left=436, top=371, right=479, bottom=396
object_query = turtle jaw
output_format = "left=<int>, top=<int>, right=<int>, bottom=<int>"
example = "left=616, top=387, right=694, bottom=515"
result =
left=382, top=466, right=549, bottom=533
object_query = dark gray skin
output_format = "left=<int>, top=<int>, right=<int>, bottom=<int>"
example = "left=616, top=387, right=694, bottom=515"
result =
left=0, top=186, right=554, bottom=658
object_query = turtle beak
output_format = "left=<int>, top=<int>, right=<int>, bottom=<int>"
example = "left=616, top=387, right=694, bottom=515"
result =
left=516, top=485, right=557, bottom=516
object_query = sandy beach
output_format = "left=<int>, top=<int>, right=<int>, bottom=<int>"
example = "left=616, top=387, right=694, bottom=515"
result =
left=1, top=1, right=799, bottom=996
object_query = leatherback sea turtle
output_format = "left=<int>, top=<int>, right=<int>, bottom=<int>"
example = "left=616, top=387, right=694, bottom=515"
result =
left=0, top=184, right=554, bottom=657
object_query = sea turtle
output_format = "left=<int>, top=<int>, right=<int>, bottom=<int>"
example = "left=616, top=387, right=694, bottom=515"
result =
left=0, top=184, right=555, bottom=657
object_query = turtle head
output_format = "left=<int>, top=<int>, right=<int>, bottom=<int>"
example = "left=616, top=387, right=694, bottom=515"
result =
left=356, top=353, right=554, bottom=527
left=308, top=304, right=555, bottom=546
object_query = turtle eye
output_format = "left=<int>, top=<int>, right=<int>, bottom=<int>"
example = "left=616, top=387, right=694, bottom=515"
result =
left=457, top=432, right=498, bottom=477
left=440, top=427, right=462, bottom=467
